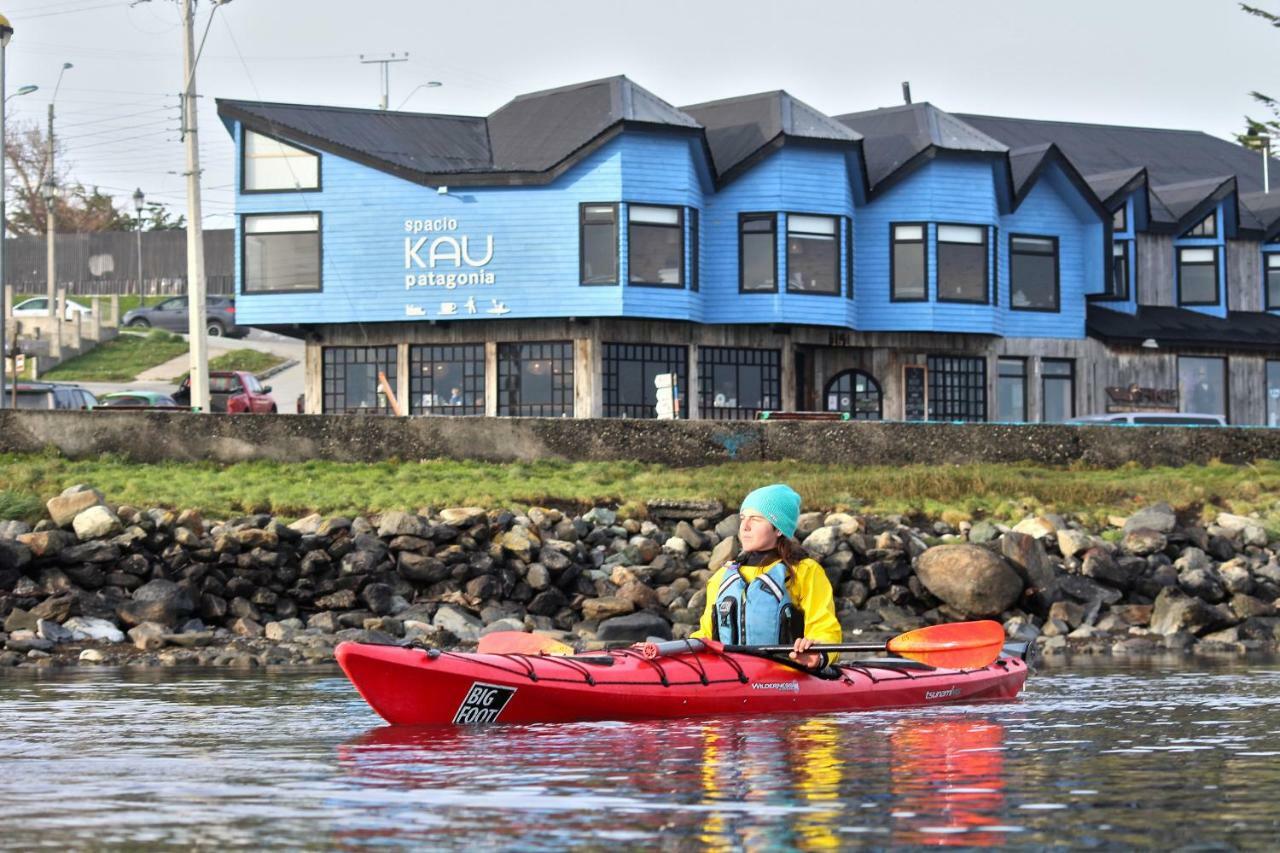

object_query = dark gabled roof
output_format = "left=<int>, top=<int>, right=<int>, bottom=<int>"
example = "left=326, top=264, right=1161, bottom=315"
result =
left=487, top=75, right=699, bottom=173
left=1088, top=304, right=1280, bottom=352
left=1242, top=191, right=1280, bottom=239
left=680, top=90, right=860, bottom=182
left=956, top=113, right=1279, bottom=195
left=1151, top=176, right=1237, bottom=229
left=834, top=103, right=1006, bottom=189
left=218, top=100, right=493, bottom=176
left=1082, top=166, right=1147, bottom=208
left=218, top=76, right=702, bottom=187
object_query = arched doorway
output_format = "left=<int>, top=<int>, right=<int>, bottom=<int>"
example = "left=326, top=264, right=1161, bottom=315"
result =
left=824, top=369, right=882, bottom=420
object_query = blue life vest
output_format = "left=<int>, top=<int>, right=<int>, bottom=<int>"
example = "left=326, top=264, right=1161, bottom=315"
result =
left=711, top=561, right=804, bottom=646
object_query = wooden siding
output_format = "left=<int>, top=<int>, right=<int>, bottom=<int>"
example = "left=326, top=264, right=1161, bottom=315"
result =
left=1228, top=239, right=1263, bottom=312
left=1136, top=233, right=1175, bottom=307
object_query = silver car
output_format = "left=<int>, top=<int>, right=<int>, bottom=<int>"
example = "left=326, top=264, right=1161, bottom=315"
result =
left=121, top=295, right=247, bottom=338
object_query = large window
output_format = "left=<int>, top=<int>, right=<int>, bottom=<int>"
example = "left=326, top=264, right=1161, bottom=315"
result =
left=1009, top=235, right=1059, bottom=311
left=996, top=358, right=1027, bottom=421
left=739, top=214, right=777, bottom=292
left=1268, top=361, right=1280, bottom=427
left=498, top=342, right=574, bottom=417
left=891, top=223, right=927, bottom=301
left=1266, top=253, right=1280, bottom=310
left=322, top=346, right=396, bottom=414
left=243, top=213, right=321, bottom=293
left=927, top=355, right=987, bottom=422
left=1183, top=212, right=1216, bottom=238
left=785, top=214, right=839, bottom=295
left=823, top=370, right=882, bottom=420
left=602, top=343, right=687, bottom=418
left=698, top=346, right=780, bottom=420
left=242, top=129, right=319, bottom=192
left=1042, top=359, right=1075, bottom=422
left=629, top=204, right=683, bottom=287
left=936, top=224, right=988, bottom=303
left=1178, top=356, right=1227, bottom=418
left=1177, top=247, right=1219, bottom=306
left=580, top=204, right=618, bottom=285
left=1109, top=241, right=1131, bottom=300
left=409, top=345, right=484, bottom=416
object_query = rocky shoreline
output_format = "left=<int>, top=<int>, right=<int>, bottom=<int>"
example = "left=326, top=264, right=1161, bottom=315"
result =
left=1, top=486, right=1278, bottom=670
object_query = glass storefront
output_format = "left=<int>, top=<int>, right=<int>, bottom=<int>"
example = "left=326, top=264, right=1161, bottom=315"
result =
left=1178, top=356, right=1226, bottom=418
left=602, top=343, right=687, bottom=418
left=823, top=370, right=882, bottom=419
left=1041, top=359, right=1074, bottom=422
left=497, top=342, right=574, bottom=417
left=409, top=345, right=484, bottom=415
left=698, top=346, right=780, bottom=420
left=996, top=358, right=1026, bottom=421
left=322, top=346, right=397, bottom=414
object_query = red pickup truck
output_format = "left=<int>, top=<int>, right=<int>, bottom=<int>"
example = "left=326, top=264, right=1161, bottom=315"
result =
left=173, top=370, right=277, bottom=413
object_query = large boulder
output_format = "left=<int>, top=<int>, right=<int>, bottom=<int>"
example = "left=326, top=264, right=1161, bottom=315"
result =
left=999, top=532, right=1056, bottom=591
left=117, top=579, right=194, bottom=628
left=1149, top=587, right=1223, bottom=636
left=914, top=545, right=1023, bottom=617
left=581, top=596, right=635, bottom=621
left=46, top=487, right=104, bottom=528
left=432, top=604, right=483, bottom=643
left=596, top=611, right=672, bottom=643
left=73, top=506, right=123, bottom=541
left=1123, top=503, right=1177, bottom=535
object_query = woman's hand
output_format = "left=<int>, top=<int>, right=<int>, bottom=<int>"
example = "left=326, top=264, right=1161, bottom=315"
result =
left=789, top=637, right=823, bottom=669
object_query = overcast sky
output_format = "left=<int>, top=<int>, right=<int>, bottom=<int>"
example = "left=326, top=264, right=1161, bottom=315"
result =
left=4, top=0, right=1276, bottom=227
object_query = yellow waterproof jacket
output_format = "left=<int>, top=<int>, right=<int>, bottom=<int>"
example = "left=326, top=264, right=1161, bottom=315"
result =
left=691, top=557, right=842, bottom=660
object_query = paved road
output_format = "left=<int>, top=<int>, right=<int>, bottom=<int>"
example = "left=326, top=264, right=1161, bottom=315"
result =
left=80, top=328, right=305, bottom=412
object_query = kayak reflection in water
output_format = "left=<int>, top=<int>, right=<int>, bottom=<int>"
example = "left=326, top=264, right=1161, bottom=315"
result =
left=690, top=484, right=842, bottom=669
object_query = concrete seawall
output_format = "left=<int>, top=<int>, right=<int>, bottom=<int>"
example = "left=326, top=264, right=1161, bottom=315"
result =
left=3, top=410, right=1280, bottom=467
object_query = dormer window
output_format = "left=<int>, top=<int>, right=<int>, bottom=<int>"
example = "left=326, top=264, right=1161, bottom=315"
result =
left=1183, top=211, right=1216, bottom=239
left=1266, top=253, right=1280, bottom=310
left=1112, top=206, right=1127, bottom=232
left=1177, top=247, right=1219, bottom=306
left=243, top=129, right=320, bottom=192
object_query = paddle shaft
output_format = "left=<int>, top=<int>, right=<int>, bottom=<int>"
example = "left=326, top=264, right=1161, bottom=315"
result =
left=643, top=639, right=892, bottom=658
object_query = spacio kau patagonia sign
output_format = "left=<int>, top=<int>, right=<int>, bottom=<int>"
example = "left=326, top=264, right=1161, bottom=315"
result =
left=1105, top=383, right=1178, bottom=412
left=403, top=217, right=496, bottom=290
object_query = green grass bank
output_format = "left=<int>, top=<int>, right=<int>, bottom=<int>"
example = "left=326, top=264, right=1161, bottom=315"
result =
left=2, top=453, right=1278, bottom=531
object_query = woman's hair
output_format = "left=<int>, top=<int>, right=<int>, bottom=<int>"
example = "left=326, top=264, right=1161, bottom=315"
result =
left=775, top=534, right=802, bottom=581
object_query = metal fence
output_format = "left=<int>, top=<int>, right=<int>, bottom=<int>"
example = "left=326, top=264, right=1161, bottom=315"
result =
left=4, top=229, right=234, bottom=296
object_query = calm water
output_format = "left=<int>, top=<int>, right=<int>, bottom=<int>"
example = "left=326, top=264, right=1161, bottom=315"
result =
left=2, top=660, right=1279, bottom=850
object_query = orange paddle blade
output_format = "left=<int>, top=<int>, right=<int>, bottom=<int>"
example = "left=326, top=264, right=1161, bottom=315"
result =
left=887, top=620, right=1006, bottom=669
left=476, top=631, right=574, bottom=656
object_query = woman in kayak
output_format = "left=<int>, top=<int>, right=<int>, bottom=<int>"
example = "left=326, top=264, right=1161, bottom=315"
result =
left=691, top=484, right=841, bottom=669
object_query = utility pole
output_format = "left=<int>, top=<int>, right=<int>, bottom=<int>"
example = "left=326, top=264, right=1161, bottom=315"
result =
left=45, top=103, right=55, bottom=317
left=359, top=53, right=408, bottom=110
left=181, top=0, right=209, bottom=413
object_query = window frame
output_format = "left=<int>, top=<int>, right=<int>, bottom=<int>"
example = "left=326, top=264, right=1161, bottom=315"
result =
left=1008, top=233, right=1060, bottom=313
left=935, top=222, right=990, bottom=305
left=697, top=345, right=781, bottom=421
left=1176, top=246, right=1221, bottom=307
left=1104, top=239, right=1131, bottom=301
left=823, top=369, right=882, bottom=420
left=1182, top=211, right=1217, bottom=239
left=497, top=341, right=575, bottom=417
left=783, top=212, right=841, bottom=297
left=321, top=345, right=397, bottom=415
left=1177, top=355, right=1229, bottom=421
left=845, top=216, right=855, bottom=300
left=409, top=344, right=486, bottom=416
left=889, top=221, right=929, bottom=303
left=1265, top=252, right=1280, bottom=311
left=926, top=354, right=987, bottom=422
left=240, top=211, right=323, bottom=295
left=1112, top=205, right=1127, bottom=233
left=738, top=212, right=778, bottom=294
left=627, top=202, right=685, bottom=289
left=579, top=202, right=619, bottom=287
left=689, top=207, right=700, bottom=293
left=1040, top=358, right=1076, bottom=422
left=240, top=127, right=322, bottom=194
left=601, top=342, right=689, bottom=419
left=996, top=356, right=1028, bottom=422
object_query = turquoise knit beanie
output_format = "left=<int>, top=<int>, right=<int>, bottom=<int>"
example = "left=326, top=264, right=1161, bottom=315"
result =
left=740, top=483, right=802, bottom=539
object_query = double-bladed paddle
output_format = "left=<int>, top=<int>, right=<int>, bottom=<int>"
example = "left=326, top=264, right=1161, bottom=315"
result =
left=478, top=620, right=1007, bottom=670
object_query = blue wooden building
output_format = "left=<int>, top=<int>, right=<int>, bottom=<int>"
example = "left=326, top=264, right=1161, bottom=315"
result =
left=217, top=76, right=1280, bottom=424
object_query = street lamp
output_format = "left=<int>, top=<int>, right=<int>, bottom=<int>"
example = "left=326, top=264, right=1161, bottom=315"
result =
left=41, top=176, right=57, bottom=318
left=132, top=187, right=145, bottom=297
left=395, top=80, right=442, bottom=111
left=5, top=83, right=35, bottom=103
left=1246, top=127, right=1273, bottom=194
left=0, top=13, right=12, bottom=410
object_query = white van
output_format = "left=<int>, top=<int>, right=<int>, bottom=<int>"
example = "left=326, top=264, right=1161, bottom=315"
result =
left=1067, top=412, right=1227, bottom=426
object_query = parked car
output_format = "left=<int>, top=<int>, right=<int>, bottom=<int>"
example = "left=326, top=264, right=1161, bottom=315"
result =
left=121, top=295, right=247, bottom=338
left=172, top=370, right=276, bottom=413
left=97, top=390, right=183, bottom=409
left=1067, top=412, right=1227, bottom=426
left=10, top=296, right=93, bottom=321
left=10, top=381, right=97, bottom=410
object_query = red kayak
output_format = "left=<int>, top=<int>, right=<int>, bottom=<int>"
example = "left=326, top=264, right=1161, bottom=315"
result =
left=335, top=641, right=1030, bottom=726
